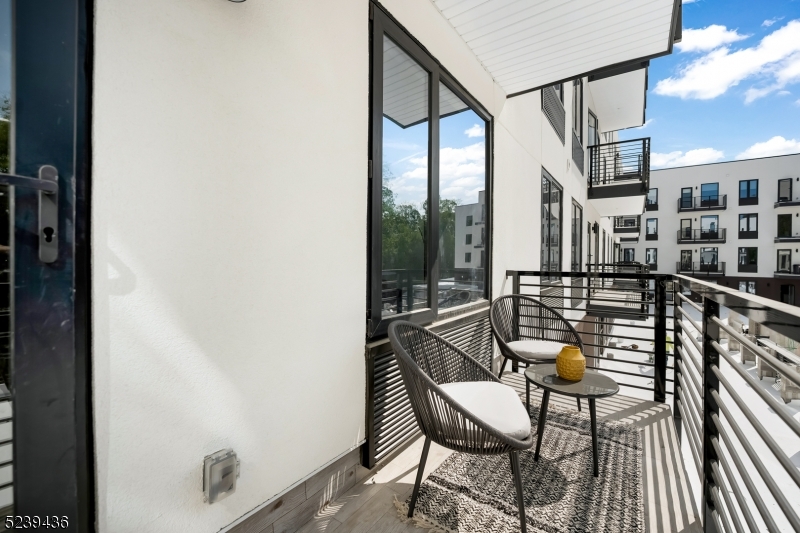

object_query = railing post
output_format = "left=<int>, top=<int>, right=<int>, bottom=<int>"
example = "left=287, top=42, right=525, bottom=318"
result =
left=702, top=296, right=721, bottom=532
left=673, top=280, right=683, bottom=441
left=653, top=276, right=668, bottom=403
left=512, top=272, right=520, bottom=372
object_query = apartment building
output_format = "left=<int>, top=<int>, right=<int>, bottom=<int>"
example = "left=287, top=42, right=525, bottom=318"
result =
left=624, top=153, right=800, bottom=305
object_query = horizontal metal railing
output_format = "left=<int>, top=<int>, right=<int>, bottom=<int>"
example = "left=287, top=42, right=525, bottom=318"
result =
left=588, top=137, right=650, bottom=189
left=506, top=269, right=672, bottom=401
left=677, top=228, right=727, bottom=243
left=673, top=275, right=800, bottom=532
left=678, top=195, right=727, bottom=211
left=613, top=215, right=640, bottom=232
left=676, top=262, right=726, bottom=277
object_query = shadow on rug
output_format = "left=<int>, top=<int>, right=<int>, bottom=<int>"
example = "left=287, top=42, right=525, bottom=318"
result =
left=397, top=403, right=643, bottom=533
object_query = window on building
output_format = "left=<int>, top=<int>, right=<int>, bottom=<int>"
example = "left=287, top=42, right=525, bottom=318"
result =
left=700, top=248, right=719, bottom=271
left=572, top=79, right=582, bottom=143
left=738, top=247, right=757, bottom=273
left=739, top=179, right=758, bottom=205
left=778, top=249, right=792, bottom=272
left=779, top=178, right=793, bottom=202
left=541, top=170, right=562, bottom=276
left=738, top=281, right=746, bottom=292
left=700, top=215, right=719, bottom=238
left=571, top=202, right=583, bottom=271
left=369, top=11, right=491, bottom=335
left=778, top=213, right=792, bottom=238
left=681, top=250, right=692, bottom=270
left=480, top=227, right=485, bottom=245
left=646, top=248, right=657, bottom=266
left=781, top=284, right=796, bottom=305
left=553, top=83, right=563, bottom=102
left=646, top=218, right=658, bottom=239
left=588, top=111, right=599, bottom=146
left=623, top=248, right=634, bottom=262
left=465, top=252, right=471, bottom=263
left=680, top=219, right=692, bottom=240
left=680, top=187, right=692, bottom=209
left=701, top=183, right=719, bottom=203
left=646, top=188, right=658, bottom=210
left=465, top=234, right=472, bottom=245
left=738, top=214, right=757, bottom=238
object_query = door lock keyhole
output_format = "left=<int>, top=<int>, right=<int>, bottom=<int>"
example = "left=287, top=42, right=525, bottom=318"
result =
left=43, top=227, right=55, bottom=243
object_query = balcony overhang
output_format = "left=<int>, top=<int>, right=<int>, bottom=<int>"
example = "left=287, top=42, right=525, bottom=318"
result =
left=588, top=66, right=648, bottom=131
left=590, top=194, right=646, bottom=218
left=430, top=0, right=681, bottom=97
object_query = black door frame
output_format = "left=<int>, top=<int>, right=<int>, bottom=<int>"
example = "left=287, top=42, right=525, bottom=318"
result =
left=11, top=0, right=93, bottom=527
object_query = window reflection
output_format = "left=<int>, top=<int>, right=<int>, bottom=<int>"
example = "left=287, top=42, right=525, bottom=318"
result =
left=441, top=82, right=487, bottom=309
left=381, top=36, right=429, bottom=317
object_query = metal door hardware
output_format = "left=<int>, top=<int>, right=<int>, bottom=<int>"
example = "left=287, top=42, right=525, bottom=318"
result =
left=0, top=165, right=59, bottom=263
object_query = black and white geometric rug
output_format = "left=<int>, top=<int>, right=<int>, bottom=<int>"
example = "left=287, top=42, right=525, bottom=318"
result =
left=397, top=403, right=644, bottom=533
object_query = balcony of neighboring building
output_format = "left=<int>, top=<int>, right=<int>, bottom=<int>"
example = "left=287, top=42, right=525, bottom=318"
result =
left=613, top=215, right=640, bottom=234
left=677, top=261, right=726, bottom=277
left=587, top=138, right=650, bottom=217
left=677, top=194, right=727, bottom=212
left=677, top=228, right=727, bottom=244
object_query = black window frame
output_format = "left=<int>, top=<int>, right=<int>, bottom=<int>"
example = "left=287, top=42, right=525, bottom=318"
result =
left=701, top=182, right=719, bottom=202
left=587, top=110, right=599, bottom=147
left=738, top=213, right=758, bottom=239
left=623, top=248, right=635, bottom=262
left=738, top=247, right=758, bottom=273
left=777, top=249, right=792, bottom=272
left=646, top=217, right=658, bottom=240
left=739, top=179, right=758, bottom=206
left=541, top=169, right=563, bottom=278
left=646, top=248, right=657, bottom=269
left=368, top=5, right=493, bottom=338
left=571, top=201, right=583, bottom=271
left=465, top=252, right=472, bottom=263
left=465, top=233, right=472, bottom=245
left=646, top=188, right=658, bottom=211
left=572, top=79, right=583, bottom=144
left=680, top=187, right=692, bottom=209
left=778, top=178, right=793, bottom=203
left=781, top=284, right=796, bottom=305
left=778, top=213, right=792, bottom=239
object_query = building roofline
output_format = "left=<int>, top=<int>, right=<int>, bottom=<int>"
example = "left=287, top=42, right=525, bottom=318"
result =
left=652, top=151, right=800, bottom=173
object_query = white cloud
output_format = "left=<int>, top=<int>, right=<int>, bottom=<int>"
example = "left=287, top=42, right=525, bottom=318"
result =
left=778, top=90, right=791, bottom=95
left=651, top=148, right=725, bottom=168
left=631, top=118, right=655, bottom=130
left=464, top=124, right=485, bottom=138
left=391, top=142, right=486, bottom=204
left=735, top=136, right=800, bottom=159
left=655, top=20, right=800, bottom=101
left=676, top=25, right=748, bottom=53
left=763, top=17, right=784, bottom=28
left=683, top=0, right=698, bottom=3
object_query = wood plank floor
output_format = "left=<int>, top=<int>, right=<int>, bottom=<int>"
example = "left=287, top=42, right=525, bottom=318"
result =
left=297, top=371, right=702, bottom=533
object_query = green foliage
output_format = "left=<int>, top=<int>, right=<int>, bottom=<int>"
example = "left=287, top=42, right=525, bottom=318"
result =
left=381, top=166, right=458, bottom=275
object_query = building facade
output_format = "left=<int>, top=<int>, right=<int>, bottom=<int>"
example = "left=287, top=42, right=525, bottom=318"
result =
left=625, top=153, right=800, bottom=305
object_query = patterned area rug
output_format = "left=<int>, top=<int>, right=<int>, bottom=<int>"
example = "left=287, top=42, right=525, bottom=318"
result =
left=398, top=403, right=643, bottom=533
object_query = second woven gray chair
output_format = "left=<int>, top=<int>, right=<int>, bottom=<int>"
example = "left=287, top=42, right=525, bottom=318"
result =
left=490, top=294, right=585, bottom=411
left=388, top=321, right=533, bottom=533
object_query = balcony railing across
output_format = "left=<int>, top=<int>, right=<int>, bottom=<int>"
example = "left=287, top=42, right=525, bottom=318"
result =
left=613, top=215, right=640, bottom=232
left=677, top=262, right=726, bottom=276
left=588, top=137, right=650, bottom=189
left=677, top=228, right=727, bottom=243
left=504, top=268, right=800, bottom=533
left=678, top=195, right=727, bottom=211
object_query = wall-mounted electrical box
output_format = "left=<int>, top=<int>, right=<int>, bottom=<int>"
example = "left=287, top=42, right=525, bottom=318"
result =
left=203, top=449, right=240, bottom=504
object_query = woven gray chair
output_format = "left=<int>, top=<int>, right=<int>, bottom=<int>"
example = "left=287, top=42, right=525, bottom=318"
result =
left=388, top=321, right=533, bottom=533
left=490, top=294, right=585, bottom=412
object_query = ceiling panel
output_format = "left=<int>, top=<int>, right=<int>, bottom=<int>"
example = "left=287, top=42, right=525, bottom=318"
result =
left=431, top=0, right=677, bottom=96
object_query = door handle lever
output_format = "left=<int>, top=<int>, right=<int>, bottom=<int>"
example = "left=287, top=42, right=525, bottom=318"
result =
left=0, top=165, right=59, bottom=263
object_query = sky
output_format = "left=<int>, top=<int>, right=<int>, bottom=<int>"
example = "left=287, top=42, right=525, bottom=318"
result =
left=383, top=108, right=486, bottom=207
left=619, top=0, right=800, bottom=168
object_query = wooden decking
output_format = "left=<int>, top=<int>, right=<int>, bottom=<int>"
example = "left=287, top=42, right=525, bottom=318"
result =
left=295, top=371, right=701, bottom=533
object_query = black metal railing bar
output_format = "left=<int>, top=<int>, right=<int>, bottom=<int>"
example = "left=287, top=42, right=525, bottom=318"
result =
left=588, top=137, right=650, bottom=187
left=677, top=195, right=728, bottom=210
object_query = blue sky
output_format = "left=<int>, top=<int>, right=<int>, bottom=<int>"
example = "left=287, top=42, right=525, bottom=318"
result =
left=383, top=108, right=486, bottom=207
left=619, top=0, right=800, bottom=167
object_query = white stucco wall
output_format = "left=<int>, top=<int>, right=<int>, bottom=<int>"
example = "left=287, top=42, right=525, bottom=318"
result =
left=92, top=1, right=367, bottom=531
left=92, top=1, right=630, bottom=532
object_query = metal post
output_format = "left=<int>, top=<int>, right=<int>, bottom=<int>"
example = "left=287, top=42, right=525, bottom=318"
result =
left=673, top=282, right=683, bottom=441
left=702, top=297, right=721, bottom=532
left=653, top=276, right=668, bottom=403
left=512, top=272, right=521, bottom=373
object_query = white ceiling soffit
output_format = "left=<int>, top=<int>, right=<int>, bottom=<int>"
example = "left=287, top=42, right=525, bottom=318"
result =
left=384, top=37, right=469, bottom=128
left=589, top=67, right=647, bottom=131
left=431, top=0, right=678, bottom=96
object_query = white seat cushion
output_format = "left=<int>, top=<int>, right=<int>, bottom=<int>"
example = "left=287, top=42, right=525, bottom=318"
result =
left=507, top=340, right=566, bottom=361
left=439, top=381, right=531, bottom=440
